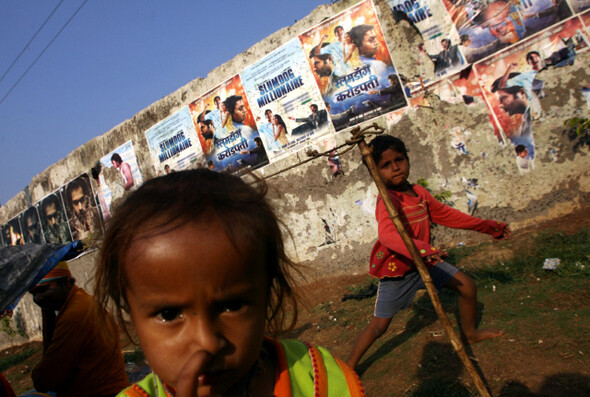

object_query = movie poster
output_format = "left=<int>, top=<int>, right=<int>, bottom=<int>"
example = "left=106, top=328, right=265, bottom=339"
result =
left=387, top=0, right=466, bottom=93
left=98, top=140, right=144, bottom=214
left=60, top=174, right=102, bottom=241
left=21, top=206, right=45, bottom=244
left=37, top=192, right=72, bottom=244
left=241, top=39, right=334, bottom=161
left=443, top=0, right=572, bottom=64
left=408, top=68, right=503, bottom=140
left=299, top=0, right=406, bottom=131
left=475, top=17, right=588, bottom=171
left=1, top=217, right=24, bottom=246
left=144, top=106, right=204, bottom=175
left=568, top=0, right=590, bottom=14
left=188, top=75, right=267, bottom=172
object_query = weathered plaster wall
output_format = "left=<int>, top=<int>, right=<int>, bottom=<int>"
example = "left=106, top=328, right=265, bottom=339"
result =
left=1, top=0, right=589, bottom=348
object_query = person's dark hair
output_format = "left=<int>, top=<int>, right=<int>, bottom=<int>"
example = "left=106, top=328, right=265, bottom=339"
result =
left=310, top=104, right=318, bottom=111
left=94, top=169, right=299, bottom=340
left=264, top=109, right=272, bottom=116
left=441, top=38, right=451, bottom=46
left=460, top=34, right=470, bottom=44
left=309, top=43, right=331, bottom=60
left=66, top=177, right=90, bottom=205
left=254, top=137, right=263, bottom=146
left=224, top=95, right=242, bottom=115
left=110, top=153, right=123, bottom=164
left=199, top=119, right=214, bottom=140
left=348, top=24, right=374, bottom=50
left=41, top=194, right=61, bottom=216
left=198, top=110, right=211, bottom=122
left=526, top=51, right=541, bottom=64
left=273, top=114, right=288, bottom=135
left=90, top=161, right=102, bottom=180
left=515, top=144, right=527, bottom=155
left=23, top=206, right=38, bottom=224
left=334, top=25, right=344, bottom=33
left=491, top=73, right=522, bottom=93
left=363, top=135, right=409, bottom=168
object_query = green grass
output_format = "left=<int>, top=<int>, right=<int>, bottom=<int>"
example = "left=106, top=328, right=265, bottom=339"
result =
left=0, top=345, right=39, bottom=372
left=459, top=229, right=590, bottom=287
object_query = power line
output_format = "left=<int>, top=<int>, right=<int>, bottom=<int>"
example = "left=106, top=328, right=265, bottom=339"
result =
left=0, top=0, right=65, bottom=86
left=0, top=0, right=90, bottom=106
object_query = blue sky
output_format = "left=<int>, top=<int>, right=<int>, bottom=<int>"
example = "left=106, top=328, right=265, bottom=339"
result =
left=0, top=0, right=327, bottom=206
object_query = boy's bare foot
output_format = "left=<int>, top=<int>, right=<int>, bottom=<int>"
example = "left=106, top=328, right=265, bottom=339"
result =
left=463, top=328, right=504, bottom=344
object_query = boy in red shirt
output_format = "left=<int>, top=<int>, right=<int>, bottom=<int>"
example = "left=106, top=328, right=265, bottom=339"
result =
left=347, top=135, right=511, bottom=369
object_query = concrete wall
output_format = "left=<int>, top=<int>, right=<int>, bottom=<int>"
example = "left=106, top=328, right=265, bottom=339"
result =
left=1, top=0, right=589, bottom=348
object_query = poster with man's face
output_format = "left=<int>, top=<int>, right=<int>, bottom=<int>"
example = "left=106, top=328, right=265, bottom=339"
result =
left=442, top=0, right=572, bottom=63
left=476, top=17, right=588, bottom=171
left=1, top=217, right=25, bottom=246
left=299, top=0, right=406, bottom=130
left=188, top=75, right=266, bottom=173
left=22, top=206, right=45, bottom=244
left=38, top=192, right=72, bottom=244
left=61, top=174, right=102, bottom=241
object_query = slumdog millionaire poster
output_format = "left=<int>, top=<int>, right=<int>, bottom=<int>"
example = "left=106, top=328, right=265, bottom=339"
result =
left=241, top=38, right=334, bottom=162
left=144, top=106, right=204, bottom=174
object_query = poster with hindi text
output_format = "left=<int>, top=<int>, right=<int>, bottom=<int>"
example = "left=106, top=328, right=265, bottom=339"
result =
left=189, top=75, right=267, bottom=173
left=299, top=0, right=406, bottom=131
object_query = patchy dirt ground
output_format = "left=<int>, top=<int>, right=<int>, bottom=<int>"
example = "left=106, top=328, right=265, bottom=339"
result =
left=2, top=207, right=589, bottom=396
left=286, top=207, right=590, bottom=396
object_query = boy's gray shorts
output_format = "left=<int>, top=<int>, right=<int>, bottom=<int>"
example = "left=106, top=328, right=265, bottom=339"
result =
left=374, top=261, right=459, bottom=319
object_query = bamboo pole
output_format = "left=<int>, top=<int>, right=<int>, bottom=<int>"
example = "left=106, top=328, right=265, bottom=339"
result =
left=353, top=126, right=491, bottom=397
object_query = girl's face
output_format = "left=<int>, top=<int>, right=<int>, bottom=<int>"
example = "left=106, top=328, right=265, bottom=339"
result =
left=221, top=103, right=227, bottom=111
left=124, top=220, right=268, bottom=396
left=344, top=33, right=352, bottom=44
left=272, top=115, right=278, bottom=125
left=376, top=148, right=410, bottom=189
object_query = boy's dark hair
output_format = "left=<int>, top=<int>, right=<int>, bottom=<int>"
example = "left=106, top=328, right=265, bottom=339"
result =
left=348, top=24, right=374, bottom=50
left=224, top=95, right=242, bottom=115
left=65, top=177, right=90, bottom=206
left=309, top=43, right=331, bottom=60
left=526, top=51, right=541, bottom=64
left=94, top=169, right=299, bottom=339
left=110, top=153, right=123, bottom=164
left=363, top=135, right=409, bottom=168
left=515, top=144, right=527, bottom=155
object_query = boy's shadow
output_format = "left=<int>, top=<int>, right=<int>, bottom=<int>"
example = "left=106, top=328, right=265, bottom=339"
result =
left=410, top=341, right=474, bottom=396
left=499, top=374, right=590, bottom=396
left=356, top=289, right=487, bottom=376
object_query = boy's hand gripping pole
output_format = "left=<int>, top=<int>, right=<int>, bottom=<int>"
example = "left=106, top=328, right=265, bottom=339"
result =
left=351, top=125, right=492, bottom=397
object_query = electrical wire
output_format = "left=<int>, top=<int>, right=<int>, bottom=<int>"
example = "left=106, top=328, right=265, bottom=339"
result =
left=0, top=0, right=65, bottom=86
left=0, top=0, right=90, bottom=106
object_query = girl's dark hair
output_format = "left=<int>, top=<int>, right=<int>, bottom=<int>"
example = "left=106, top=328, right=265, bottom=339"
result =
left=363, top=135, right=409, bottom=167
left=94, top=169, right=298, bottom=339
left=273, top=114, right=288, bottom=134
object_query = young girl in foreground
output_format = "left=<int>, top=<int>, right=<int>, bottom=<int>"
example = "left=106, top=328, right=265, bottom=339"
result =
left=94, top=169, right=364, bottom=397
left=347, top=135, right=511, bottom=370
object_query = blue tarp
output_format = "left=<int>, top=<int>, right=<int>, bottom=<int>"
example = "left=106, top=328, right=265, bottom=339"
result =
left=0, top=241, right=83, bottom=312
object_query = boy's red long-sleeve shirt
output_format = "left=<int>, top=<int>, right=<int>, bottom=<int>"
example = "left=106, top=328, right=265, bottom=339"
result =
left=369, top=185, right=508, bottom=278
